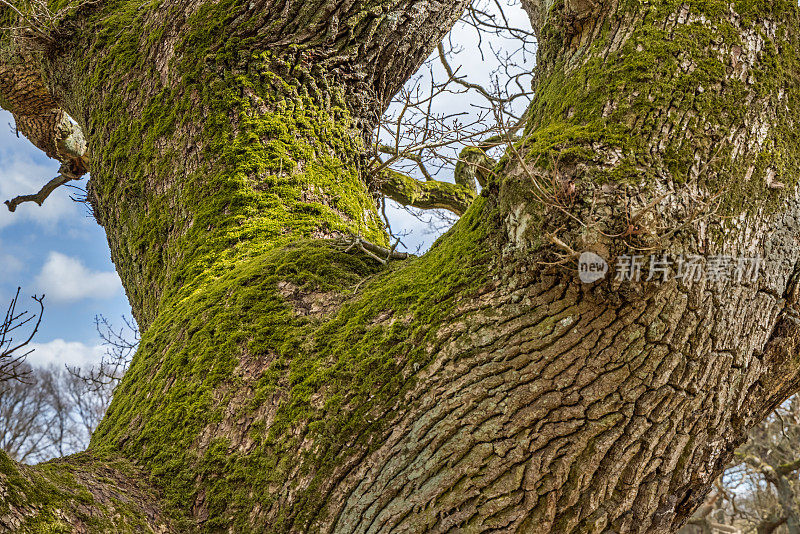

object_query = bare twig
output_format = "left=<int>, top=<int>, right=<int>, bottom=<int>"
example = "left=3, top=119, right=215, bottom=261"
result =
left=0, top=288, right=45, bottom=383
left=367, top=0, right=535, bottom=241
left=66, top=315, right=139, bottom=393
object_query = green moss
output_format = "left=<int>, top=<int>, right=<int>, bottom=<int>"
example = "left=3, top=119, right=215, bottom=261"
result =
left=90, top=196, right=496, bottom=531
left=521, top=0, right=800, bottom=217
left=0, top=451, right=158, bottom=532
left=78, top=0, right=388, bottom=328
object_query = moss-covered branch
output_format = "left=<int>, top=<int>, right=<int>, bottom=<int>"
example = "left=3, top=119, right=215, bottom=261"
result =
left=0, top=450, right=171, bottom=532
left=378, top=169, right=477, bottom=215
left=777, top=458, right=800, bottom=477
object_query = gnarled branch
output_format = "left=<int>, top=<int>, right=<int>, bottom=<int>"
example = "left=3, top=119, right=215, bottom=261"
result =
left=0, top=450, right=171, bottom=531
left=0, top=11, right=90, bottom=210
left=0, top=57, right=88, bottom=163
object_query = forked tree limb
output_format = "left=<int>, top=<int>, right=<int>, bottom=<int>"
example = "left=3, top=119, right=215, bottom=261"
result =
left=757, top=516, right=789, bottom=534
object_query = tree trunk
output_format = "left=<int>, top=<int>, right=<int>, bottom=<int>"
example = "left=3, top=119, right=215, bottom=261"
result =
left=2, top=0, right=800, bottom=532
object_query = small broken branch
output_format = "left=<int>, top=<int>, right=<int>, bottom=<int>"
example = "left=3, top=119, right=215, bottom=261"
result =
left=4, top=162, right=85, bottom=212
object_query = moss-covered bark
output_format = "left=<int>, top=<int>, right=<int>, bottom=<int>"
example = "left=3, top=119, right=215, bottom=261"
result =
left=0, top=449, right=170, bottom=531
left=3, top=0, right=800, bottom=532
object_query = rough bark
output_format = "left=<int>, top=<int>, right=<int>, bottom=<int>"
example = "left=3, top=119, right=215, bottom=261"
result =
left=0, top=449, right=171, bottom=531
left=1, top=0, right=800, bottom=533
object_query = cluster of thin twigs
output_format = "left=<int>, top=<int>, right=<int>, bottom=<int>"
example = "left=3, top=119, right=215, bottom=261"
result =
left=66, top=315, right=139, bottom=393
left=370, top=0, right=536, bottom=244
left=0, top=0, right=66, bottom=42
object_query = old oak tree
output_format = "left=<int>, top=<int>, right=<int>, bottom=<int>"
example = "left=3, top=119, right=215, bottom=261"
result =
left=2, top=0, right=800, bottom=532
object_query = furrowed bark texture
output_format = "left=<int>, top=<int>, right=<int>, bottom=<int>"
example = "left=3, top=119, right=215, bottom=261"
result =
left=0, top=58, right=88, bottom=172
left=1, top=0, right=800, bottom=532
left=0, top=10, right=89, bottom=174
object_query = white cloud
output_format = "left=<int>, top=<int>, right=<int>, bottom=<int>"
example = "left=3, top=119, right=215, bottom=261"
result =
left=35, top=252, right=122, bottom=303
left=0, top=239, right=23, bottom=280
left=26, top=339, right=106, bottom=368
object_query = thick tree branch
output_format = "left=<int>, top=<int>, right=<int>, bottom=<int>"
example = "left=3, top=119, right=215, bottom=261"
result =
left=378, top=169, right=477, bottom=216
left=454, top=145, right=496, bottom=189
left=0, top=17, right=90, bottom=206
left=0, top=57, right=88, bottom=162
left=0, top=450, right=171, bottom=531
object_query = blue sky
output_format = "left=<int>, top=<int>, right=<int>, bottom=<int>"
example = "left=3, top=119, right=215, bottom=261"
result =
left=0, top=112, right=131, bottom=368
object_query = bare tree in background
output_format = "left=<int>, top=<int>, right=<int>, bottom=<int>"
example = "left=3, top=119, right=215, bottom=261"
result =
left=0, top=312, right=136, bottom=464
left=679, top=397, right=800, bottom=534
left=0, top=288, right=117, bottom=463
left=0, top=364, right=112, bottom=464
left=0, top=288, right=44, bottom=383
left=0, top=362, right=49, bottom=463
